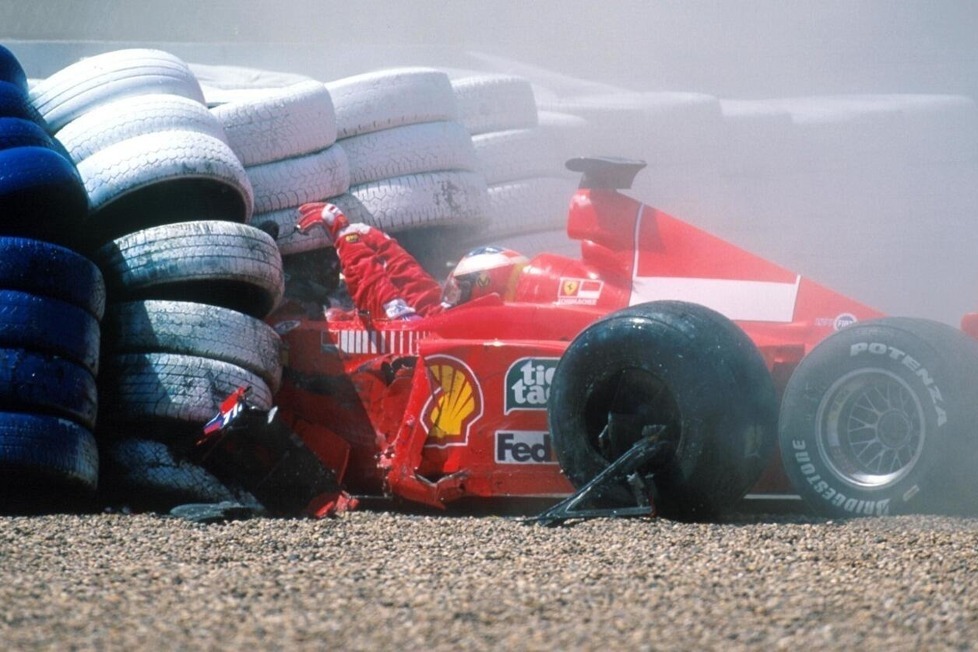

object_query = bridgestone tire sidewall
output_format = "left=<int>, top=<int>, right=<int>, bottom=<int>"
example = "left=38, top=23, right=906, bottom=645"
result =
left=549, top=300, right=778, bottom=520
left=779, top=317, right=978, bottom=518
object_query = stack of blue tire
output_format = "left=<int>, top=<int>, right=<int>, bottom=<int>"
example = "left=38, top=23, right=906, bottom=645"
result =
left=0, top=45, right=104, bottom=511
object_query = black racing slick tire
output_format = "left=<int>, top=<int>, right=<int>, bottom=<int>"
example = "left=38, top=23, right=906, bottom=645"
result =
left=778, top=317, right=978, bottom=518
left=549, top=300, right=778, bottom=521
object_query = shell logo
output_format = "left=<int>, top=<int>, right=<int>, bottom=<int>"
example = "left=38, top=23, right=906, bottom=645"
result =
left=422, top=355, right=483, bottom=447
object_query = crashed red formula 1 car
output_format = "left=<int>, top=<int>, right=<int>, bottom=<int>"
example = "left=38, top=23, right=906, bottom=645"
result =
left=227, top=157, right=978, bottom=521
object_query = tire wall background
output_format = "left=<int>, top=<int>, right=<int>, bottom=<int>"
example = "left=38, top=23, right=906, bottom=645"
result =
left=6, top=0, right=978, bottom=325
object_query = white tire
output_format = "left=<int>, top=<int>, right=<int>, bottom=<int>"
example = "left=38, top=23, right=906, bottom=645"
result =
left=343, top=170, right=490, bottom=232
left=451, top=74, right=539, bottom=135
left=54, top=93, right=226, bottom=164
left=99, top=352, right=273, bottom=426
left=211, top=79, right=337, bottom=166
left=342, top=120, right=479, bottom=186
left=326, top=67, right=457, bottom=139
left=247, top=143, right=350, bottom=215
left=480, top=177, right=577, bottom=240
left=29, top=48, right=205, bottom=132
left=472, top=128, right=559, bottom=185
left=77, top=129, right=253, bottom=230
left=94, top=220, right=284, bottom=319
left=104, top=299, right=283, bottom=395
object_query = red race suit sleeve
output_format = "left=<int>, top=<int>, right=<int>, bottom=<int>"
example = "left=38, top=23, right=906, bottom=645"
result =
left=334, top=224, right=445, bottom=318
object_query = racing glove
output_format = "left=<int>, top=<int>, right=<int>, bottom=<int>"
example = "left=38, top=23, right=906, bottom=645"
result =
left=295, top=202, right=350, bottom=243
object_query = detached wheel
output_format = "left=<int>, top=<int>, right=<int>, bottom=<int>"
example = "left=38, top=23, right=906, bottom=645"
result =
left=550, top=300, right=778, bottom=521
left=779, top=317, right=978, bottom=517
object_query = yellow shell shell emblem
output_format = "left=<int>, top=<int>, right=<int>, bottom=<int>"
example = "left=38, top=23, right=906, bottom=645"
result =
left=427, top=362, right=477, bottom=440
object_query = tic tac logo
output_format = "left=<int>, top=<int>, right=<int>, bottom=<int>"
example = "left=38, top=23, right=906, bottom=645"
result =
left=557, top=277, right=603, bottom=305
left=495, top=431, right=557, bottom=464
left=505, top=357, right=559, bottom=413
left=422, top=354, right=484, bottom=447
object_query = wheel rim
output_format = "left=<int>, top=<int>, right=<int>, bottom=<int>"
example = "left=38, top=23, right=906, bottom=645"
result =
left=815, top=368, right=926, bottom=489
left=583, top=367, right=681, bottom=465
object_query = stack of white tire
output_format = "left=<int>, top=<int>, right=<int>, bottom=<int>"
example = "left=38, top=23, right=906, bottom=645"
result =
left=451, top=73, right=578, bottom=252
left=211, top=79, right=350, bottom=256
left=30, top=49, right=254, bottom=247
left=326, top=68, right=489, bottom=241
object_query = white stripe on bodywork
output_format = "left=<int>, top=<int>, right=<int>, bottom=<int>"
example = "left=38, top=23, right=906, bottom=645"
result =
left=333, top=328, right=426, bottom=355
left=630, top=204, right=800, bottom=323
left=630, top=275, right=801, bottom=322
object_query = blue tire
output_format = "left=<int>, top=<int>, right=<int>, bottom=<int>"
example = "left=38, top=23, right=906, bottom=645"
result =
left=0, top=146, right=89, bottom=241
left=0, top=412, right=98, bottom=495
left=0, top=290, right=100, bottom=374
left=0, top=117, right=57, bottom=150
left=0, top=80, right=44, bottom=124
left=0, top=45, right=28, bottom=92
left=0, top=236, right=105, bottom=319
left=0, top=116, right=73, bottom=162
left=0, top=348, right=97, bottom=429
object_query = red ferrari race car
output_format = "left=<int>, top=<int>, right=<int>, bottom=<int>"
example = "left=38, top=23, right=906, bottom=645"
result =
left=219, top=157, right=978, bottom=522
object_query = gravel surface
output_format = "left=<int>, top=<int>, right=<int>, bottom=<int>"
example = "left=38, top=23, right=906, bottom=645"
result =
left=2, top=509, right=977, bottom=651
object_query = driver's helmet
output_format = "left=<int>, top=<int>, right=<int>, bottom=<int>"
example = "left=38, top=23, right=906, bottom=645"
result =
left=442, top=245, right=529, bottom=308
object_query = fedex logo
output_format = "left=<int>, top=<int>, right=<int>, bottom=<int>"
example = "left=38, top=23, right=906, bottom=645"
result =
left=495, top=431, right=557, bottom=464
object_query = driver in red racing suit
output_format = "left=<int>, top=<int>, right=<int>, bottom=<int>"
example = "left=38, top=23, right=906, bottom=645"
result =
left=295, top=201, right=529, bottom=321
left=296, top=202, right=444, bottom=320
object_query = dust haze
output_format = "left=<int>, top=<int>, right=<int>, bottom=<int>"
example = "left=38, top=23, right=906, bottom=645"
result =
left=4, top=0, right=978, bottom=324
